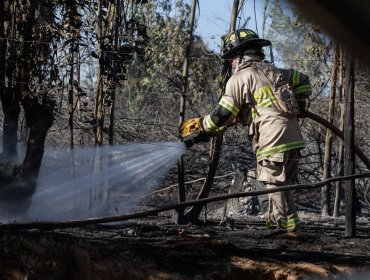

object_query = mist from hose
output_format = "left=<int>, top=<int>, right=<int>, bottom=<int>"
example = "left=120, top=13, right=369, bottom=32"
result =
left=0, top=142, right=186, bottom=223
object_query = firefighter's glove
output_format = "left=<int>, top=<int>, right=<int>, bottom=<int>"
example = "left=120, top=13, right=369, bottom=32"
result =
left=184, top=131, right=211, bottom=149
left=179, top=118, right=204, bottom=138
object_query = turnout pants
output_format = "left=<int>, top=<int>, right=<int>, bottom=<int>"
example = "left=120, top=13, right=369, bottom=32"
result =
left=256, top=149, right=300, bottom=230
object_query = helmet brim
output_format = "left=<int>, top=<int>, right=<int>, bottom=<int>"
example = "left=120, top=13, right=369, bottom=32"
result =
left=222, top=38, right=272, bottom=59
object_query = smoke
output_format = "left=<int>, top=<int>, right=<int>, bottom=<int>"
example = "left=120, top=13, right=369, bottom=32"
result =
left=0, top=140, right=27, bottom=164
left=0, top=142, right=186, bottom=223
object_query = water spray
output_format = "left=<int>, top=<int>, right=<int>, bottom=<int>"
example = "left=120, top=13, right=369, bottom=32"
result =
left=0, top=142, right=186, bottom=223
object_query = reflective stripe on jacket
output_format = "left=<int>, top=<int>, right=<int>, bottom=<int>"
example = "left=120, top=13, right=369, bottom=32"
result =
left=202, top=54, right=312, bottom=162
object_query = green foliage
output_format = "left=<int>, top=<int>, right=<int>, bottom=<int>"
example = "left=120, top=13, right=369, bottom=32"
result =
left=266, top=3, right=331, bottom=80
left=113, top=0, right=221, bottom=143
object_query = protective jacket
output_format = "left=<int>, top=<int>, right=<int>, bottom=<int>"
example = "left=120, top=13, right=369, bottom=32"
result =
left=202, top=54, right=312, bottom=164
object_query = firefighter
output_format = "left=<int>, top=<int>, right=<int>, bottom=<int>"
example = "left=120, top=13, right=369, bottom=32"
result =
left=180, top=29, right=312, bottom=231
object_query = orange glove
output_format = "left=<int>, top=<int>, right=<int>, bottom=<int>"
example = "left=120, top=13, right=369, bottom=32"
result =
left=179, top=118, right=203, bottom=138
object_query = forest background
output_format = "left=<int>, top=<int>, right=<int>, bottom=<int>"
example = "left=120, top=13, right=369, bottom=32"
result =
left=0, top=0, right=369, bottom=223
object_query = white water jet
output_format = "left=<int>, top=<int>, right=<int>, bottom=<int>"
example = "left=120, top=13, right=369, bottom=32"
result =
left=0, top=142, right=186, bottom=223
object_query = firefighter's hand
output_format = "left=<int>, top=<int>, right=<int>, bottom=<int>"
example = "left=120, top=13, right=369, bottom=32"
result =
left=183, top=131, right=211, bottom=149
left=179, top=118, right=203, bottom=138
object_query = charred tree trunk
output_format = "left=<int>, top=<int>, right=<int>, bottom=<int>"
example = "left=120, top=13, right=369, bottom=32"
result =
left=0, top=1, right=3, bottom=84
left=1, top=88, right=20, bottom=160
left=174, top=0, right=197, bottom=224
left=0, top=0, right=6, bottom=149
left=68, top=45, right=75, bottom=149
left=21, top=97, right=54, bottom=185
left=184, top=0, right=239, bottom=223
left=333, top=49, right=345, bottom=217
left=185, top=136, right=224, bottom=222
left=0, top=97, right=54, bottom=215
left=94, top=0, right=105, bottom=146
left=64, top=0, right=80, bottom=173
left=108, top=0, right=120, bottom=146
left=0, top=1, right=54, bottom=215
left=343, top=53, right=356, bottom=237
left=321, top=47, right=338, bottom=217
left=0, top=0, right=19, bottom=161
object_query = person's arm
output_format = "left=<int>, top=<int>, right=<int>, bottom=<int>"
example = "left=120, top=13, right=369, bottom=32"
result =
left=202, top=76, right=249, bottom=133
left=290, top=69, right=312, bottom=111
left=181, top=99, right=237, bottom=149
left=202, top=95, right=240, bottom=134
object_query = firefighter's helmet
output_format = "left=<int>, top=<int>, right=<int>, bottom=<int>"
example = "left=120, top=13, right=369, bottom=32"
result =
left=221, top=29, right=271, bottom=59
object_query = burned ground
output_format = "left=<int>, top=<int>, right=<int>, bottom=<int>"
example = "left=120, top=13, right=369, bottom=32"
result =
left=1, top=212, right=369, bottom=280
left=1, top=167, right=369, bottom=280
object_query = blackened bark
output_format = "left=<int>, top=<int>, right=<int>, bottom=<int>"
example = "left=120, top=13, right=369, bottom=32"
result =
left=94, top=0, right=104, bottom=146
left=185, top=136, right=223, bottom=222
left=21, top=97, right=54, bottom=179
left=343, top=53, right=356, bottom=237
left=0, top=88, right=20, bottom=161
left=0, top=1, right=55, bottom=218
left=321, top=47, right=338, bottom=217
left=0, top=97, right=54, bottom=214
left=334, top=49, right=345, bottom=217
left=175, top=0, right=197, bottom=224
left=184, top=0, right=239, bottom=223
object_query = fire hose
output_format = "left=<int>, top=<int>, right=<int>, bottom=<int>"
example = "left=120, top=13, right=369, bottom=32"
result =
left=181, top=111, right=370, bottom=170
left=302, top=110, right=370, bottom=170
left=0, top=173, right=368, bottom=230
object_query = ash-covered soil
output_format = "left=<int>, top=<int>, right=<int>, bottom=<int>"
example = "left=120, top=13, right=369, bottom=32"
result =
left=1, top=212, right=369, bottom=280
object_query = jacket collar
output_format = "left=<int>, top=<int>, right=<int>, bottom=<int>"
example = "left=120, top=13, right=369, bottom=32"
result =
left=236, top=54, right=262, bottom=72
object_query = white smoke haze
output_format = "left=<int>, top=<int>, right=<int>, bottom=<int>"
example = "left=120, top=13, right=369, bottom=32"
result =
left=0, top=140, right=26, bottom=164
left=0, top=142, right=186, bottom=223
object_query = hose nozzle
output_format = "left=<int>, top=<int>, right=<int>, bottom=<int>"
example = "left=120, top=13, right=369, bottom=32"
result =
left=183, top=132, right=211, bottom=149
left=184, top=138, right=194, bottom=149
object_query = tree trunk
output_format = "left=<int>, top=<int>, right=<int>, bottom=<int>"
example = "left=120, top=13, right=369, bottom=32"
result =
left=0, top=0, right=3, bottom=82
left=343, top=52, right=356, bottom=237
left=1, top=89, right=20, bottom=160
left=94, top=0, right=105, bottom=146
left=0, top=0, right=5, bottom=126
left=174, top=0, right=197, bottom=224
left=0, top=0, right=19, bottom=160
left=184, top=0, right=239, bottom=223
left=0, top=0, right=54, bottom=216
left=108, top=0, right=120, bottom=146
left=0, top=97, right=54, bottom=216
left=333, top=48, right=345, bottom=217
left=21, top=97, right=54, bottom=181
left=68, top=45, right=75, bottom=149
left=321, top=47, right=338, bottom=217
left=185, top=136, right=224, bottom=222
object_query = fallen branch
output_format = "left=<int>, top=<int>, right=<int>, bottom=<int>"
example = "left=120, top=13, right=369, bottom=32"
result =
left=0, top=173, right=369, bottom=230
